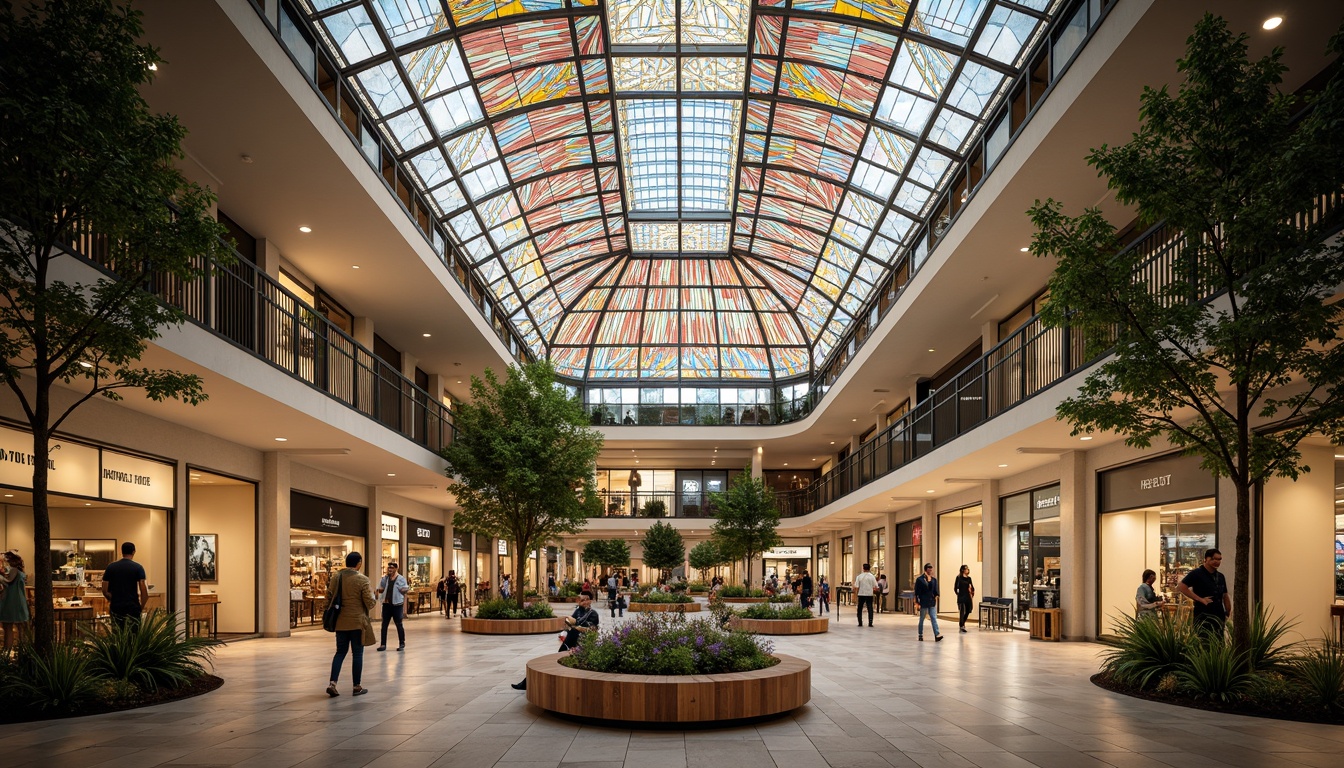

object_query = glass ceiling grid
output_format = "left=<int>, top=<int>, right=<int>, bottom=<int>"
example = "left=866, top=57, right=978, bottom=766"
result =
left=296, top=0, right=1063, bottom=382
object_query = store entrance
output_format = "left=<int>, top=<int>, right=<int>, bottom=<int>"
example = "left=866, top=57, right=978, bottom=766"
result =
left=1100, top=498, right=1216, bottom=629
left=187, top=470, right=257, bottom=637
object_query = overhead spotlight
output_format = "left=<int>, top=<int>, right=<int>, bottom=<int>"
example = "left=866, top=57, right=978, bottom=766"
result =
left=1262, top=16, right=1282, bottom=30
left=387, top=473, right=396, bottom=477
left=147, top=62, right=158, bottom=71
left=1019, top=246, right=1029, bottom=252
left=423, top=333, right=432, bottom=337
left=998, top=463, right=1008, bottom=468
left=1080, top=436, right=1093, bottom=441
left=77, top=361, right=94, bottom=369
left=299, top=226, right=312, bottom=233
left=274, top=437, right=288, bottom=442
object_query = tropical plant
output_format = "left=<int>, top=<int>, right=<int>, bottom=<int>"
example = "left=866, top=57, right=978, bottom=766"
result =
left=81, top=610, right=219, bottom=692
left=582, top=539, right=631, bottom=572
left=1245, top=604, right=1299, bottom=672
left=1290, top=638, right=1344, bottom=711
left=0, top=643, right=101, bottom=713
left=1027, top=13, right=1344, bottom=655
left=739, top=604, right=813, bottom=620
left=474, top=598, right=556, bottom=620
left=640, top=499, right=667, bottom=518
left=1099, top=612, right=1196, bottom=689
left=640, top=521, right=685, bottom=582
left=709, top=470, right=781, bottom=587
left=1176, top=633, right=1252, bottom=703
left=564, top=614, right=778, bottom=675
left=441, top=360, right=603, bottom=607
left=0, top=0, right=230, bottom=653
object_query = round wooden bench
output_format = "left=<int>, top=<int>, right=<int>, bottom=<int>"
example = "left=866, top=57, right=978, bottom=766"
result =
left=729, top=616, right=829, bottom=635
left=459, top=617, right=567, bottom=635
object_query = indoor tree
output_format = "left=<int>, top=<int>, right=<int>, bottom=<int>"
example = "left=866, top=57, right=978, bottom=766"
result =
left=688, top=539, right=728, bottom=581
left=581, top=538, right=630, bottom=580
left=0, top=0, right=229, bottom=653
left=709, top=470, right=782, bottom=587
left=441, top=360, right=603, bottom=608
left=1028, top=14, right=1344, bottom=653
left=640, top=521, right=684, bottom=584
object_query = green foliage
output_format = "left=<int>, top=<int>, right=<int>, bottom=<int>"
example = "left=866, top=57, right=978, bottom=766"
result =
left=640, top=499, right=667, bottom=518
left=474, top=598, right=556, bottom=620
left=686, top=580, right=709, bottom=593
left=1176, top=633, right=1252, bottom=703
left=0, top=0, right=230, bottom=652
left=582, top=538, right=631, bottom=569
left=640, top=521, right=685, bottom=577
left=555, top=582, right=582, bottom=598
left=0, top=643, right=101, bottom=714
left=709, top=470, right=781, bottom=586
left=1290, top=638, right=1344, bottom=711
left=739, top=604, right=813, bottom=620
left=442, top=360, right=603, bottom=606
left=1245, top=604, right=1299, bottom=672
left=688, top=540, right=728, bottom=579
left=563, top=614, right=779, bottom=675
left=1027, top=14, right=1344, bottom=653
left=81, top=610, right=219, bottom=692
left=1100, top=612, right=1196, bottom=689
left=716, top=586, right=767, bottom=598
left=629, top=592, right=693, bottom=604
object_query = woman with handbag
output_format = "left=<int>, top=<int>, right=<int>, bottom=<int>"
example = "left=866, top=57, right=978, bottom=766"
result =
left=326, top=552, right=375, bottom=697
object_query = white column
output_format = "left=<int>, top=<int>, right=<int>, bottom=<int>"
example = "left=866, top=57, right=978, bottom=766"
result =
left=260, top=452, right=291, bottom=637
left=751, top=446, right=763, bottom=479
left=1059, top=450, right=1087, bottom=640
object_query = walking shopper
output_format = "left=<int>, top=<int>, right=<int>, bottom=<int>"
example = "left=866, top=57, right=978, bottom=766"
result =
left=513, top=595, right=599, bottom=690
left=374, top=562, right=410, bottom=651
left=0, top=552, right=29, bottom=653
left=102, top=541, right=150, bottom=628
left=877, top=573, right=889, bottom=613
left=855, top=563, right=877, bottom=627
left=800, top=570, right=813, bottom=609
left=954, top=564, right=975, bottom=632
left=818, top=576, right=830, bottom=614
left=443, top=569, right=461, bottom=617
left=327, top=552, right=375, bottom=697
left=914, top=563, right=943, bottom=641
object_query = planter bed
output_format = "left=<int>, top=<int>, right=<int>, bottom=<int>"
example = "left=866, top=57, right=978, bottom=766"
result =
left=729, top=616, right=828, bottom=635
left=525, top=652, right=810, bottom=724
left=548, top=597, right=580, bottom=603
left=718, top=597, right=768, bottom=604
left=460, top=616, right=568, bottom=635
left=626, top=601, right=702, bottom=613
left=1092, top=672, right=1344, bottom=726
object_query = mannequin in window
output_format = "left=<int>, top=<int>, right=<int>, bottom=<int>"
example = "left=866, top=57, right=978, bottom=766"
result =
left=622, top=410, right=635, bottom=425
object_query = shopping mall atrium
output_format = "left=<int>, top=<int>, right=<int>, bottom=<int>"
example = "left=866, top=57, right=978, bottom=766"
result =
left=3, top=0, right=1344, bottom=761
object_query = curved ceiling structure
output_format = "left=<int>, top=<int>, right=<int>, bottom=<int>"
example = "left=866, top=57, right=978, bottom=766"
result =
left=299, top=0, right=1061, bottom=380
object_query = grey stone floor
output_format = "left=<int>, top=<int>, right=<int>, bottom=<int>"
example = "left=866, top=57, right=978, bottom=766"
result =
left=2, top=605, right=1342, bottom=768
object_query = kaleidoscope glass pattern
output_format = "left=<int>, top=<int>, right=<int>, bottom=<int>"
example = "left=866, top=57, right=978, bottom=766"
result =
left=297, top=0, right=1061, bottom=380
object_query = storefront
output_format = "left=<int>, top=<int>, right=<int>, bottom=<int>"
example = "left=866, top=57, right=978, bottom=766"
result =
left=938, top=505, right=982, bottom=618
left=451, top=528, right=471, bottom=585
left=380, top=513, right=401, bottom=575
left=289, top=491, right=367, bottom=600
left=1098, top=454, right=1216, bottom=632
left=406, top=520, right=443, bottom=591
left=475, top=532, right=490, bottom=593
left=497, top=538, right=513, bottom=592
left=0, top=424, right=175, bottom=619
left=763, top=545, right=812, bottom=584
left=841, top=535, right=854, bottom=584
left=894, top=519, right=922, bottom=610
left=867, top=527, right=886, bottom=577
left=816, top=542, right=829, bottom=581
left=187, top=469, right=258, bottom=635
left=1002, top=485, right=1061, bottom=628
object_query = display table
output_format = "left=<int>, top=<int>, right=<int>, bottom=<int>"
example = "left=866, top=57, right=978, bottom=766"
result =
left=1029, top=607, right=1062, bottom=641
left=835, top=585, right=853, bottom=606
left=53, top=605, right=97, bottom=643
left=290, top=596, right=315, bottom=627
left=978, top=598, right=1012, bottom=631
left=188, top=594, right=220, bottom=638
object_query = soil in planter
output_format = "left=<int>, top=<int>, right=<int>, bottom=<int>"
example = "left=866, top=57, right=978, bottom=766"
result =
left=1091, top=672, right=1344, bottom=726
left=0, top=673, right=224, bottom=724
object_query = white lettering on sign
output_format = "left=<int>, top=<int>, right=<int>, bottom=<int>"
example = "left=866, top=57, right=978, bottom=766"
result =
left=1035, top=495, right=1060, bottom=510
left=416, top=527, right=430, bottom=538
left=321, top=515, right=341, bottom=529
left=1140, top=474, right=1173, bottom=490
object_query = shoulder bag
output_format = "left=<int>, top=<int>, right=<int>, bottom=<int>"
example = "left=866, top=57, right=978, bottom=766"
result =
left=322, top=571, right=344, bottom=632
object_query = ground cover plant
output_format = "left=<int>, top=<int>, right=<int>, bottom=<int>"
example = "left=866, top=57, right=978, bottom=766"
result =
left=563, top=614, right=778, bottom=675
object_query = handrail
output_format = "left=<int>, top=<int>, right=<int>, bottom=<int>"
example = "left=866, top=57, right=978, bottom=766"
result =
left=56, top=221, right=455, bottom=453
left=773, top=187, right=1344, bottom=518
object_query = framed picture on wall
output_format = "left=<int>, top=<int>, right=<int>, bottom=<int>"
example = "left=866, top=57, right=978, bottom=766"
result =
left=188, top=533, right=218, bottom=583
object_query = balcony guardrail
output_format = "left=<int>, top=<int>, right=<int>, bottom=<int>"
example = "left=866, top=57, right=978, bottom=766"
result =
left=590, top=491, right=720, bottom=519
left=58, top=223, right=455, bottom=453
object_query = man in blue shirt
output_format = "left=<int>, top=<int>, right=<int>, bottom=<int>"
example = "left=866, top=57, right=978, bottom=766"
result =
left=374, top=562, right=410, bottom=651
left=914, top=563, right=944, bottom=642
left=102, top=541, right=149, bottom=628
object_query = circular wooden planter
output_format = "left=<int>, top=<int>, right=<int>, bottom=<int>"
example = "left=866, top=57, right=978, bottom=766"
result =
left=525, top=653, right=810, bottom=723
left=729, top=616, right=829, bottom=635
left=719, top=597, right=768, bottom=604
left=460, top=617, right=567, bottom=635
left=548, top=597, right=579, bottom=603
left=627, top=601, right=702, bottom=613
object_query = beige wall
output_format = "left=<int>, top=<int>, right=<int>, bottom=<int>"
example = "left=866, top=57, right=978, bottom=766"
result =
left=1261, top=443, right=1336, bottom=641
left=1098, top=508, right=1159, bottom=632
left=189, top=484, right=257, bottom=633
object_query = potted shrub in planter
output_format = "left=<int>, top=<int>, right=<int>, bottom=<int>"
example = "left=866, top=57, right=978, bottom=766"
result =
left=461, top=598, right=566, bottom=635
left=729, top=604, right=829, bottom=635
left=627, top=591, right=701, bottom=613
left=716, top=585, right=769, bottom=603
left=523, top=614, right=810, bottom=723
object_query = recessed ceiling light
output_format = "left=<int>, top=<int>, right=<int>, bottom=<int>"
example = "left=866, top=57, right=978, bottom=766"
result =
left=635, top=460, right=639, bottom=464
left=147, top=62, right=158, bottom=71
left=1020, top=246, right=1029, bottom=252
left=352, top=265, right=360, bottom=269
left=783, top=463, right=789, bottom=466
left=299, top=226, right=312, bottom=233
left=829, top=441, right=835, bottom=445
left=926, top=489, right=936, bottom=494
left=78, top=361, right=94, bottom=369
left=928, top=348, right=936, bottom=352
left=851, top=418, right=857, bottom=422
left=85, top=503, right=92, bottom=506
left=387, top=473, right=396, bottom=477
left=998, top=463, right=1008, bottom=468
left=1080, top=436, right=1093, bottom=441
left=456, top=380, right=463, bottom=384
left=3, top=494, right=12, bottom=498
left=422, top=333, right=431, bottom=337
left=274, top=437, right=288, bottom=442
left=1262, top=16, right=1282, bottom=30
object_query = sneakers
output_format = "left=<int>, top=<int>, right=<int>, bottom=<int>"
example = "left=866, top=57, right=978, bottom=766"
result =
left=960, top=628, right=968, bottom=633
left=935, top=635, right=944, bottom=642
left=326, top=682, right=339, bottom=697
left=352, top=686, right=368, bottom=696
left=396, top=645, right=404, bottom=651
left=918, top=636, right=924, bottom=641
left=376, top=645, right=386, bottom=651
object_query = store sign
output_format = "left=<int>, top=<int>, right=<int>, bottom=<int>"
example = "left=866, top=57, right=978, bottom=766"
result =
left=1035, top=494, right=1060, bottom=511
left=764, top=546, right=812, bottom=559
left=497, top=539, right=510, bottom=556
left=1100, top=453, right=1214, bottom=512
left=0, top=425, right=100, bottom=498
left=452, top=529, right=466, bottom=550
left=101, top=450, right=174, bottom=508
left=408, top=520, right=444, bottom=548
left=290, top=491, right=368, bottom=536
left=381, top=514, right=400, bottom=540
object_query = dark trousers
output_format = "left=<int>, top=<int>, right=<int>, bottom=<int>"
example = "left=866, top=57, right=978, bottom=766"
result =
left=380, top=603, right=405, bottom=646
left=1193, top=613, right=1226, bottom=638
left=330, top=629, right=363, bottom=685
left=958, top=600, right=972, bottom=628
left=857, top=596, right=874, bottom=625
left=445, top=593, right=459, bottom=615
left=110, top=606, right=141, bottom=630
left=819, top=593, right=829, bottom=613
left=801, top=590, right=812, bottom=609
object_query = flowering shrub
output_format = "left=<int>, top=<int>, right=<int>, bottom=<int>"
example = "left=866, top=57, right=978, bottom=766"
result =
left=562, top=614, right=778, bottom=675
left=629, top=592, right=693, bottom=604
left=738, top=604, right=813, bottom=620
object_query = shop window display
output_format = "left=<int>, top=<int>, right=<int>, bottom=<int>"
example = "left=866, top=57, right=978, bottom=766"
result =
left=1099, top=501, right=1216, bottom=629
left=1001, top=485, right=1061, bottom=627
left=937, top=506, right=982, bottom=617
left=895, top=519, right=922, bottom=611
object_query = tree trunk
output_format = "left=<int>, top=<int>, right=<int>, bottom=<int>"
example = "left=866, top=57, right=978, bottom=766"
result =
left=514, top=541, right=527, bottom=610
left=31, top=424, right=54, bottom=655
left=1232, top=479, right=1251, bottom=654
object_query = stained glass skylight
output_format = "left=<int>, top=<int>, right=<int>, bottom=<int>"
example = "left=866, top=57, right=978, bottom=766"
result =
left=296, top=0, right=1063, bottom=381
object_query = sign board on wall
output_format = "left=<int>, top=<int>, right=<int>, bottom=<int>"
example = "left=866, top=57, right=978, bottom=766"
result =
left=408, top=520, right=444, bottom=548
left=100, top=450, right=174, bottom=508
left=1100, top=453, right=1215, bottom=513
left=290, top=491, right=369, bottom=536
left=381, top=514, right=400, bottom=541
left=497, top=539, right=510, bottom=556
left=763, top=546, right=812, bottom=559
left=0, top=424, right=173, bottom=506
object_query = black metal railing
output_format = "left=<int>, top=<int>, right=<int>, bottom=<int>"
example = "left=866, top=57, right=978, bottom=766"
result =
left=589, top=490, right=722, bottom=519
left=584, top=396, right=814, bottom=428
left=58, top=223, right=455, bottom=452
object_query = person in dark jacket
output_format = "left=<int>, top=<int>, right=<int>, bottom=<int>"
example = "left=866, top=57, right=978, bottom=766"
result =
left=513, top=595, right=599, bottom=690
left=953, top=564, right=975, bottom=633
left=799, top=570, right=814, bottom=609
left=914, top=563, right=943, bottom=642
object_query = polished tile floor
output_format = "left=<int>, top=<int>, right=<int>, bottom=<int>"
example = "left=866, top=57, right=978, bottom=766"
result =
left=3, top=605, right=1342, bottom=768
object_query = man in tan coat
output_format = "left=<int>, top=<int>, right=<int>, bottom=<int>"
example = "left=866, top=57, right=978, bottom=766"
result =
left=327, top=552, right=375, bottom=697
